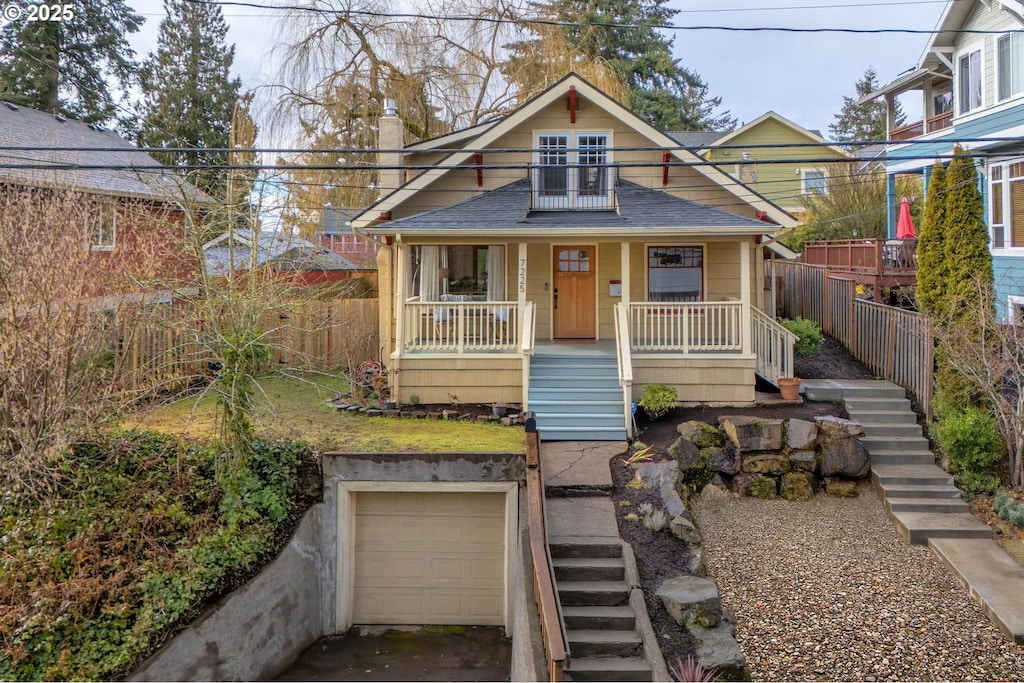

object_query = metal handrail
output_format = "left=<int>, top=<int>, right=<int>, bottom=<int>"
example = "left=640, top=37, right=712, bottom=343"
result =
left=525, top=429, right=569, bottom=681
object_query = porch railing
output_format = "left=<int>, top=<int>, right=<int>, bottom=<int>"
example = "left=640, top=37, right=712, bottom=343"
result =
left=751, top=307, right=796, bottom=386
left=613, top=303, right=634, bottom=438
left=403, top=301, right=519, bottom=352
left=628, top=302, right=743, bottom=352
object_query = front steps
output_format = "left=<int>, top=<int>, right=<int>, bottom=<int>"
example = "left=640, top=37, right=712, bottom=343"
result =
left=529, top=354, right=627, bottom=441
left=550, top=538, right=651, bottom=681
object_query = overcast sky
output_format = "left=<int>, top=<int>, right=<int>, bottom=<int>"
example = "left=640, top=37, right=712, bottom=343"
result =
left=126, top=0, right=946, bottom=137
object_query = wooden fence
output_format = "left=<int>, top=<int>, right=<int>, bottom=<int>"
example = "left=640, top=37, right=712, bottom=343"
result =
left=775, top=261, right=933, bottom=418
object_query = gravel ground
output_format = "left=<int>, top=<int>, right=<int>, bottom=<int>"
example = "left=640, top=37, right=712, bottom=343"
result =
left=691, top=484, right=1024, bottom=682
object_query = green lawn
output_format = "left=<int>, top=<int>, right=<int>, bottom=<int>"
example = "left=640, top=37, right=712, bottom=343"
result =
left=128, top=373, right=525, bottom=453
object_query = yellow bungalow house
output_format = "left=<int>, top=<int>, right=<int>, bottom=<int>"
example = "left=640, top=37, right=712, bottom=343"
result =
left=683, top=111, right=853, bottom=218
left=352, top=74, right=799, bottom=440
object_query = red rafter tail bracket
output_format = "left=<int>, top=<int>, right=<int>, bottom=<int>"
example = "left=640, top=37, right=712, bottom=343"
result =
left=662, top=151, right=671, bottom=186
left=474, top=152, right=483, bottom=187
left=569, top=85, right=577, bottom=124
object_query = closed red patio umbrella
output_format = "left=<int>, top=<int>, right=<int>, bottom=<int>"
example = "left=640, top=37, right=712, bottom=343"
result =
left=896, top=196, right=917, bottom=239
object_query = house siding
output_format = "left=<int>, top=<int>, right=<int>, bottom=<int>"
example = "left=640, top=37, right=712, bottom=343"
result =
left=396, top=357, right=523, bottom=404
left=632, top=357, right=756, bottom=403
left=993, top=253, right=1024, bottom=320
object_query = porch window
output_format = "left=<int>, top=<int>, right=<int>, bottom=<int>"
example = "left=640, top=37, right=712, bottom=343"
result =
left=958, top=49, right=982, bottom=114
left=533, top=132, right=611, bottom=209
left=998, top=32, right=1024, bottom=101
left=411, top=244, right=505, bottom=300
left=647, top=246, right=703, bottom=302
left=86, top=203, right=116, bottom=250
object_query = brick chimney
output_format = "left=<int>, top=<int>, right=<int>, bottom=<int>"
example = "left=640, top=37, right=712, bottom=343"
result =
left=377, top=98, right=403, bottom=197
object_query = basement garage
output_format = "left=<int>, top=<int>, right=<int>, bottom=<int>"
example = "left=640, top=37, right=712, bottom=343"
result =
left=336, top=482, right=518, bottom=630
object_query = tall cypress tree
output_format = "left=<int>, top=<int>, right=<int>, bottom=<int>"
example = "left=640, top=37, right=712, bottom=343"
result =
left=138, top=0, right=243, bottom=201
left=916, top=161, right=948, bottom=319
left=0, top=0, right=143, bottom=125
left=942, top=148, right=995, bottom=318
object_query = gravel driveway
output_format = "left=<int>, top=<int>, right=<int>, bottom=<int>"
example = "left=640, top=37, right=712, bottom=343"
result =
left=691, top=484, right=1024, bottom=681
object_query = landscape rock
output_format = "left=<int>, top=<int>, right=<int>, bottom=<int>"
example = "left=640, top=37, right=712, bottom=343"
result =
left=427, top=411, right=441, bottom=419
left=787, top=419, right=818, bottom=450
left=669, top=437, right=701, bottom=469
left=636, top=461, right=687, bottom=516
left=825, top=477, right=859, bottom=498
left=500, top=417, right=512, bottom=426
left=814, top=416, right=865, bottom=439
left=411, top=410, right=427, bottom=419
left=788, top=450, right=818, bottom=473
left=670, top=515, right=703, bottom=545
left=818, top=427, right=870, bottom=478
left=707, top=445, right=739, bottom=476
left=687, top=546, right=709, bottom=577
left=719, top=416, right=783, bottom=452
left=780, top=472, right=815, bottom=501
left=656, top=576, right=722, bottom=628
left=690, top=622, right=751, bottom=681
left=747, top=476, right=778, bottom=499
left=676, top=421, right=726, bottom=448
left=731, top=473, right=759, bottom=497
left=382, top=409, right=401, bottom=417
left=741, top=453, right=790, bottom=476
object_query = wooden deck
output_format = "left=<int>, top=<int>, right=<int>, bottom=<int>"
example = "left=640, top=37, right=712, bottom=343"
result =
left=800, top=239, right=917, bottom=300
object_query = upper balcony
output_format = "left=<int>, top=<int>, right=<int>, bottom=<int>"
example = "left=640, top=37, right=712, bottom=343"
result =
left=530, top=165, right=616, bottom=211
left=859, top=67, right=954, bottom=143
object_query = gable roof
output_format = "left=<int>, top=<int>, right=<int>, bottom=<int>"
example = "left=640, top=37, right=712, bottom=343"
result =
left=919, top=0, right=1023, bottom=71
left=700, top=111, right=851, bottom=158
left=368, top=178, right=774, bottom=236
left=203, top=229, right=361, bottom=275
left=666, top=130, right=725, bottom=148
left=0, top=101, right=211, bottom=204
left=352, top=73, right=797, bottom=231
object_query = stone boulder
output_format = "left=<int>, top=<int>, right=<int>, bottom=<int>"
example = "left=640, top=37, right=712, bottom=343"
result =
left=748, top=476, right=778, bottom=499
left=780, top=472, right=814, bottom=501
left=718, top=416, right=783, bottom=452
left=656, top=576, right=721, bottom=629
left=788, top=450, right=817, bottom=473
left=741, top=453, right=790, bottom=476
left=677, top=421, right=726, bottom=448
left=690, top=623, right=751, bottom=681
left=787, top=419, right=818, bottom=450
left=636, top=461, right=687, bottom=516
left=707, top=445, right=739, bottom=476
left=825, top=477, right=859, bottom=498
left=670, top=515, right=702, bottom=546
left=687, top=547, right=708, bottom=577
left=669, top=437, right=701, bottom=469
left=817, top=420, right=870, bottom=478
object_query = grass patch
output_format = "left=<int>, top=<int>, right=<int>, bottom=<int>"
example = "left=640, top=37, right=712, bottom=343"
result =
left=128, top=373, right=525, bottom=453
left=0, top=432, right=317, bottom=681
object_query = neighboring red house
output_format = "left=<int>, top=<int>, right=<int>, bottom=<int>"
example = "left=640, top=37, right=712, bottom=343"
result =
left=0, top=101, right=211, bottom=300
left=319, top=205, right=380, bottom=266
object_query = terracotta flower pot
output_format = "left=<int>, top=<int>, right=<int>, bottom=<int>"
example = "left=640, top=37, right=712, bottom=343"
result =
left=778, top=377, right=801, bottom=400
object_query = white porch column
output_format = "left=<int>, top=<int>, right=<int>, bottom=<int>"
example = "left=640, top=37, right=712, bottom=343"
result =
left=394, top=240, right=407, bottom=357
left=740, top=240, right=752, bottom=354
left=518, top=242, right=527, bottom=339
left=620, top=241, right=631, bottom=305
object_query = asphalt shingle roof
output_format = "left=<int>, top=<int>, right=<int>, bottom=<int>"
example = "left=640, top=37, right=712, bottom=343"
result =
left=371, top=179, right=772, bottom=232
left=0, top=101, right=210, bottom=203
left=666, top=131, right=725, bottom=148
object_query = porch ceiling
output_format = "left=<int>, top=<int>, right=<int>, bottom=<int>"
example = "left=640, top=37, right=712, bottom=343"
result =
left=368, top=179, right=776, bottom=236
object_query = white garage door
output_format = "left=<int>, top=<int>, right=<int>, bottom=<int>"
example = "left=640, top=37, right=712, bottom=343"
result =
left=352, top=491, right=506, bottom=625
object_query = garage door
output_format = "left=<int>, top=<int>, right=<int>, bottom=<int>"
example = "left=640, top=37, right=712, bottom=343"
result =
left=352, top=491, right=506, bottom=625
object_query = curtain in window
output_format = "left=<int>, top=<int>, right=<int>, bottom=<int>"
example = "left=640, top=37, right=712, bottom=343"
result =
left=420, top=245, right=440, bottom=301
left=486, top=245, right=505, bottom=300
left=1000, top=34, right=1024, bottom=101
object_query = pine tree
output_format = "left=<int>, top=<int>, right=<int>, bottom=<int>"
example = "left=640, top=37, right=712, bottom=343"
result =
left=828, top=67, right=905, bottom=148
left=506, top=0, right=735, bottom=131
left=0, top=1, right=143, bottom=124
left=138, top=0, right=244, bottom=201
left=915, top=161, right=948, bottom=319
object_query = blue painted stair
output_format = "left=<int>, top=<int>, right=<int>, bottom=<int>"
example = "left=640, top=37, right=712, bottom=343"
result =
left=528, top=353, right=628, bottom=442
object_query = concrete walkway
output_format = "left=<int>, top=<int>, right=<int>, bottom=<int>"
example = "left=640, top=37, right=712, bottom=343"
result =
left=804, top=378, right=1024, bottom=643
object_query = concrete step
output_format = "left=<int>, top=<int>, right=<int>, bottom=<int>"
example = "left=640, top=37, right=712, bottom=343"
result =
left=846, top=410, right=918, bottom=424
left=872, top=464, right=954, bottom=487
left=803, top=380, right=906, bottom=402
left=886, top=496, right=969, bottom=513
left=539, top=426, right=629, bottom=442
left=557, top=580, right=631, bottom=606
left=549, top=538, right=623, bottom=559
left=930, top=538, right=1024, bottom=643
left=534, top=412, right=624, bottom=428
left=860, top=436, right=931, bottom=452
left=879, top=483, right=962, bottom=499
left=887, top=510, right=992, bottom=545
left=565, top=656, right=652, bottom=682
left=859, top=423, right=923, bottom=438
left=529, top=399, right=623, bottom=414
left=566, top=629, right=642, bottom=657
left=562, top=605, right=636, bottom=630
left=868, top=450, right=935, bottom=466
left=553, top=557, right=626, bottom=582
left=843, top=396, right=913, bottom=412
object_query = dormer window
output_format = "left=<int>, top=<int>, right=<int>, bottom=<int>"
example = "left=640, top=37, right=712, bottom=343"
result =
left=958, top=48, right=983, bottom=114
left=533, top=132, right=611, bottom=209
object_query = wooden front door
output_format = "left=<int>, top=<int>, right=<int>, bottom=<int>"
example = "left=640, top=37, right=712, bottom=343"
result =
left=553, top=245, right=596, bottom=339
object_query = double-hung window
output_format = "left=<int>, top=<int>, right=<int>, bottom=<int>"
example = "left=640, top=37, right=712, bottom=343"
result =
left=86, top=203, right=116, bottom=251
left=533, top=132, right=611, bottom=209
left=801, top=169, right=827, bottom=195
left=958, top=48, right=983, bottom=114
left=998, top=32, right=1024, bottom=101
left=990, top=159, right=1024, bottom=248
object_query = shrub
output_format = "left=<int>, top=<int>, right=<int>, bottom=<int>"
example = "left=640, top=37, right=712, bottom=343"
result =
left=643, top=508, right=669, bottom=532
left=932, top=407, right=1003, bottom=494
left=995, top=492, right=1024, bottom=529
left=639, top=383, right=678, bottom=420
left=779, top=317, right=824, bottom=358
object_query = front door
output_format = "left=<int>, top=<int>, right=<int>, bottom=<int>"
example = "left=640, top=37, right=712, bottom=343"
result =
left=553, top=245, right=596, bottom=339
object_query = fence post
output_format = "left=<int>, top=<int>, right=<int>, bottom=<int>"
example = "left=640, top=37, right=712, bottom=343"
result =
left=885, top=307, right=896, bottom=379
left=823, top=269, right=831, bottom=335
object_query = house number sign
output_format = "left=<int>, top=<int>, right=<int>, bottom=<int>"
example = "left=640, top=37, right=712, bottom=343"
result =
left=519, top=257, right=527, bottom=294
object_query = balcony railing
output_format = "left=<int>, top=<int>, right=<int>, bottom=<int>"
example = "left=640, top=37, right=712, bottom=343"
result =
left=802, top=239, right=917, bottom=275
left=530, top=165, right=615, bottom=210
left=403, top=300, right=520, bottom=352
left=889, top=110, right=953, bottom=141
left=628, top=302, right=743, bottom=353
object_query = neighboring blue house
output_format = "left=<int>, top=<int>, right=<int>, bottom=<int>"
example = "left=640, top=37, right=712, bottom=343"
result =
left=865, top=0, right=1024, bottom=323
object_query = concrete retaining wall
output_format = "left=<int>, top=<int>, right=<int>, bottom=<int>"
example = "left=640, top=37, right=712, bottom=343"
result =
left=129, top=505, right=325, bottom=681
